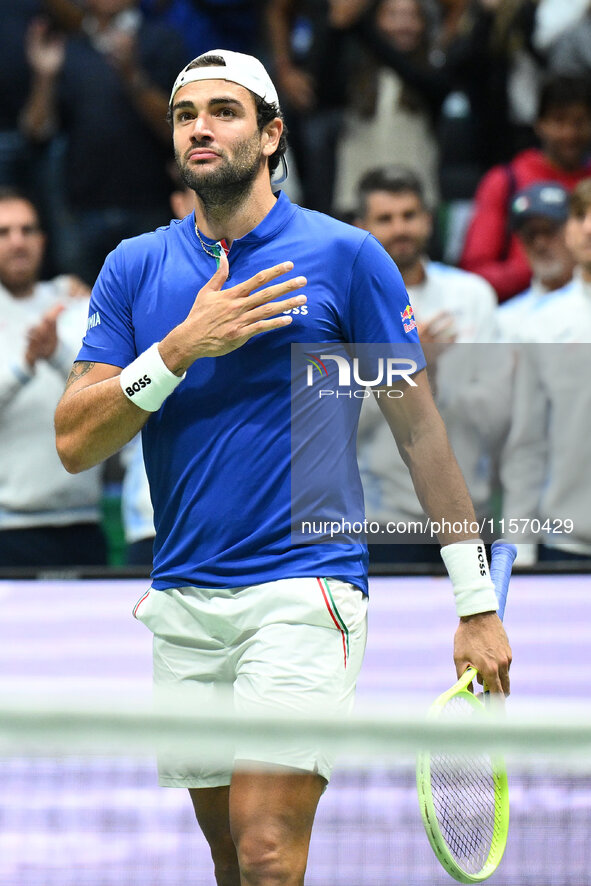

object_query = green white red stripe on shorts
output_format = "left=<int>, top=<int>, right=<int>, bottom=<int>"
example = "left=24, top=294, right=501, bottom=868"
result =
left=317, top=577, right=350, bottom=668
left=132, top=590, right=150, bottom=619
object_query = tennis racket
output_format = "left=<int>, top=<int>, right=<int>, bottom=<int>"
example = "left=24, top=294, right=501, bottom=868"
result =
left=416, top=540, right=517, bottom=883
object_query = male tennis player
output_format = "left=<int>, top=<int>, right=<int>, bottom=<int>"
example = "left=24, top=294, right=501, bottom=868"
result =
left=55, top=50, right=511, bottom=886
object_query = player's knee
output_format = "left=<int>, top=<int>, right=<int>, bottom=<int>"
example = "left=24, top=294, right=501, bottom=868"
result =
left=236, top=830, right=305, bottom=886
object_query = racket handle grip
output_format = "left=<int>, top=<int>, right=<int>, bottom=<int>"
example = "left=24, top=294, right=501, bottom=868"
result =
left=490, top=540, right=517, bottom=622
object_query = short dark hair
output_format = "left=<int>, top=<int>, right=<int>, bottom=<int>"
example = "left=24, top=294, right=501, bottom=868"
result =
left=356, top=166, right=427, bottom=217
left=168, top=54, right=288, bottom=176
left=538, top=75, right=591, bottom=120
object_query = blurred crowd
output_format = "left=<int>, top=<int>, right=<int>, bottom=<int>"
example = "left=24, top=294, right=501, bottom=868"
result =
left=1, top=0, right=591, bottom=570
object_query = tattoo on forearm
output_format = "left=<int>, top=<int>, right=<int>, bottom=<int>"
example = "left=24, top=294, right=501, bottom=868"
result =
left=65, top=361, right=95, bottom=390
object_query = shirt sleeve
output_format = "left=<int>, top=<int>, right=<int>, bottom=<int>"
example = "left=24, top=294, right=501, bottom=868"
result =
left=340, top=233, right=426, bottom=375
left=76, top=245, right=137, bottom=369
left=342, top=235, right=426, bottom=386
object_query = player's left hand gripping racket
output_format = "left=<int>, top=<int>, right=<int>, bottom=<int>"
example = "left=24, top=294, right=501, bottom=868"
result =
left=416, top=540, right=517, bottom=883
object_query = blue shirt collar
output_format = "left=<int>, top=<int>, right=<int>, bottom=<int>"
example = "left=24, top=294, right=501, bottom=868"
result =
left=184, top=190, right=297, bottom=255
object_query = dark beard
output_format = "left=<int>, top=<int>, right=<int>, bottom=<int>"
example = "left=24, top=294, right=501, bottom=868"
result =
left=177, top=136, right=262, bottom=215
left=389, top=246, right=422, bottom=273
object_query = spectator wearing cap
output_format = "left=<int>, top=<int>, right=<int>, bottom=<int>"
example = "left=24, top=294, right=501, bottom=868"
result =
left=487, top=181, right=574, bottom=565
left=496, top=181, right=574, bottom=341
left=508, top=178, right=591, bottom=343
left=500, top=178, right=591, bottom=564
left=460, top=74, right=591, bottom=302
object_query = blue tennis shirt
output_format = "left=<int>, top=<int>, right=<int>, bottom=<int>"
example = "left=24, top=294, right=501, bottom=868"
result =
left=78, top=191, right=424, bottom=593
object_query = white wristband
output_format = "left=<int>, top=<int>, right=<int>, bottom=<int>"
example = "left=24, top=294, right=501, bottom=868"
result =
left=440, top=540, right=499, bottom=617
left=119, top=343, right=185, bottom=412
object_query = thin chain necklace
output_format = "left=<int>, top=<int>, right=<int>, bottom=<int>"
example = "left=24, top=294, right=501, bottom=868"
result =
left=194, top=221, right=221, bottom=259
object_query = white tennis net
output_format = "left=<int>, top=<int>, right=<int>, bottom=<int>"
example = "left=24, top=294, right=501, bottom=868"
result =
left=1, top=573, right=590, bottom=885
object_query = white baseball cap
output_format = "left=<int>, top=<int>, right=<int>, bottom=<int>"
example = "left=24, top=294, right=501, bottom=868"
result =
left=169, top=49, right=288, bottom=184
left=170, top=49, right=280, bottom=109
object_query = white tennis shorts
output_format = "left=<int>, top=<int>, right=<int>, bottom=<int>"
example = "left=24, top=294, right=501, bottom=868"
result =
left=133, top=576, right=368, bottom=787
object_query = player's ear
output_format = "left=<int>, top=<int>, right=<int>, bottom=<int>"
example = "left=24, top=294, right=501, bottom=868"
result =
left=261, top=118, right=283, bottom=158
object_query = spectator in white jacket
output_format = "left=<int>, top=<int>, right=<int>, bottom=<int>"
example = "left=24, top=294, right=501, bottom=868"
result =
left=501, top=178, right=591, bottom=563
left=489, top=182, right=574, bottom=565
left=0, top=189, right=107, bottom=567
left=354, top=166, right=497, bottom=565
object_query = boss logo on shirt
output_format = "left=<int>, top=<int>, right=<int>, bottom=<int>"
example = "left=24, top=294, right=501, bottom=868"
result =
left=125, top=374, right=152, bottom=397
left=283, top=306, right=308, bottom=315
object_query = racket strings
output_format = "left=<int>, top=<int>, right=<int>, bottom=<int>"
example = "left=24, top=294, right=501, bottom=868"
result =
left=429, top=695, right=502, bottom=875
left=430, top=751, right=497, bottom=871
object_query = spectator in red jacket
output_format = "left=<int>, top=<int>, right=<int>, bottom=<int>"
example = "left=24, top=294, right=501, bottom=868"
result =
left=460, top=74, right=591, bottom=302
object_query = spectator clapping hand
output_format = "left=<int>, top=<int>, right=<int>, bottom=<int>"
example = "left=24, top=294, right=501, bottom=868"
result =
left=417, top=311, right=457, bottom=345
left=25, top=18, right=66, bottom=79
left=103, top=26, right=139, bottom=82
left=64, top=275, right=92, bottom=299
left=417, top=311, right=457, bottom=365
left=25, top=303, right=65, bottom=369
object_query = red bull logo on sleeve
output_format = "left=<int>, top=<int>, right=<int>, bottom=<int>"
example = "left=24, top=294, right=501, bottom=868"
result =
left=400, top=304, right=417, bottom=333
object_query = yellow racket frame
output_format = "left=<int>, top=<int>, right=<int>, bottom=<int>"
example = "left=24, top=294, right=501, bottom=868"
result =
left=416, top=666, right=510, bottom=883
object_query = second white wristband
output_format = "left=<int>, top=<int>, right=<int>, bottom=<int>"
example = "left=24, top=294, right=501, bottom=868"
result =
left=119, top=343, right=186, bottom=412
left=440, top=540, right=499, bottom=617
